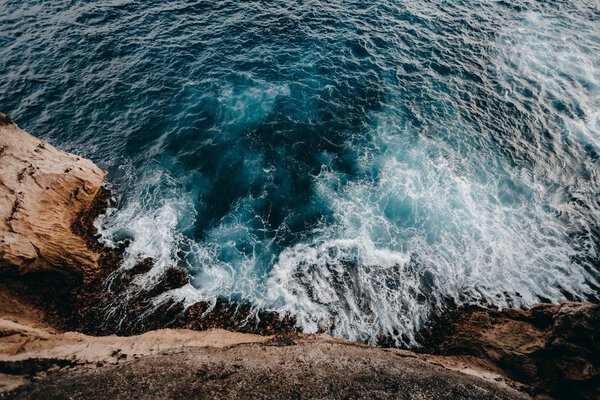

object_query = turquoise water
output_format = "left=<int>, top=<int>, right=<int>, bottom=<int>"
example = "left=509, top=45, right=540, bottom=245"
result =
left=1, top=0, right=598, bottom=344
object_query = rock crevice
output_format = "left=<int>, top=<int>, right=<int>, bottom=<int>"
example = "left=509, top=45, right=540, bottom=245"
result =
left=419, top=302, right=600, bottom=399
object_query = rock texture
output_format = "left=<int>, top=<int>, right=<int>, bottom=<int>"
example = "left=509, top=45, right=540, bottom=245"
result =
left=420, top=302, right=600, bottom=400
left=0, top=114, right=106, bottom=282
left=0, top=316, right=529, bottom=400
left=0, top=285, right=528, bottom=399
left=7, top=345, right=531, bottom=400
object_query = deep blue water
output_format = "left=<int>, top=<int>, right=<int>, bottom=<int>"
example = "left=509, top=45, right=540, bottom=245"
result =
left=1, top=0, right=599, bottom=344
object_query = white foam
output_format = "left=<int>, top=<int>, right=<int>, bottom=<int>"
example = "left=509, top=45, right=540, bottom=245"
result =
left=97, top=166, right=196, bottom=286
left=96, top=11, right=599, bottom=346
left=264, top=116, right=597, bottom=344
left=263, top=13, right=600, bottom=343
left=266, top=238, right=419, bottom=343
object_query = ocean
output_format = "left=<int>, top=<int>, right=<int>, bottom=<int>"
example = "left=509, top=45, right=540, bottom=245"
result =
left=1, top=0, right=598, bottom=345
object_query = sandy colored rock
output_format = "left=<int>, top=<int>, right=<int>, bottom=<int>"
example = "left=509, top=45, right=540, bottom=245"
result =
left=0, top=314, right=529, bottom=400
left=0, top=115, right=106, bottom=282
left=0, top=319, right=272, bottom=365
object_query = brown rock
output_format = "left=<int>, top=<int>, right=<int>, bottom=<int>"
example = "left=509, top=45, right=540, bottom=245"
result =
left=419, top=302, right=600, bottom=399
left=0, top=119, right=106, bottom=283
left=0, top=113, right=13, bottom=127
left=0, top=307, right=529, bottom=400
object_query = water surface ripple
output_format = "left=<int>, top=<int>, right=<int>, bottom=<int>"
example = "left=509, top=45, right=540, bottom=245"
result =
left=1, top=0, right=599, bottom=344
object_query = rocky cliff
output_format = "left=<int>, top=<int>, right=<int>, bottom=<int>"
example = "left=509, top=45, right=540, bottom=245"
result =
left=0, top=298, right=528, bottom=400
left=0, top=114, right=597, bottom=400
left=0, top=114, right=106, bottom=282
left=420, top=302, right=600, bottom=400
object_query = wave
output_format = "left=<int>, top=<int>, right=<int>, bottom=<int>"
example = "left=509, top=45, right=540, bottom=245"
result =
left=2, top=0, right=598, bottom=346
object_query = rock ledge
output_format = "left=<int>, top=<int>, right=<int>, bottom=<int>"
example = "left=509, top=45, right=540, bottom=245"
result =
left=0, top=114, right=106, bottom=282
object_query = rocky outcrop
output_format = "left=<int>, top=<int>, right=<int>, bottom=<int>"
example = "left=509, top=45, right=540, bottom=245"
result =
left=0, top=308, right=528, bottom=400
left=0, top=114, right=106, bottom=283
left=420, top=302, right=600, bottom=399
left=0, top=114, right=295, bottom=337
left=0, top=114, right=597, bottom=399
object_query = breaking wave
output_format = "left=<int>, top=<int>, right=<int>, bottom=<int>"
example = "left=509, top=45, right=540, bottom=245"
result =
left=1, top=0, right=598, bottom=344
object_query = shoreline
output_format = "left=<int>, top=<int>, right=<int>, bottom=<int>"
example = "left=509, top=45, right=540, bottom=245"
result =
left=0, top=113, right=598, bottom=399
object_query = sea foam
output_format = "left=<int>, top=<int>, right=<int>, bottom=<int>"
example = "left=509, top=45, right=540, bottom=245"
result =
left=5, top=1, right=596, bottom=346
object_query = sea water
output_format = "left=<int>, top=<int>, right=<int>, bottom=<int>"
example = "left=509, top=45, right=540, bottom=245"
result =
left=1, top=0, right=598, bottom=345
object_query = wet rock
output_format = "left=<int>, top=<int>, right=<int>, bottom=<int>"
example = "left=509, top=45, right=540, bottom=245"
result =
left=129, top=258, right=154, bottom=275
left=0, top=113, right=13, bottom=126
left=146, top=267, right=190, bottom=296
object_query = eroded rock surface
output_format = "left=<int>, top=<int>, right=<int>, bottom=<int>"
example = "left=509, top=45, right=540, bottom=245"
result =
left=0, top=314, right=529, bottom=400
left=0, top=114, right=106, bottom=282
left=420, top=302, right=600, bottom=399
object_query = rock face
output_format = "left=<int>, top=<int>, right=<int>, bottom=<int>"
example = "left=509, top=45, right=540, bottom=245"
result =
left=0, top=114, right=106, bottom=283
left=0, top=317, right=529, bottom=400
left=421, top=302, right=600, bottom=400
